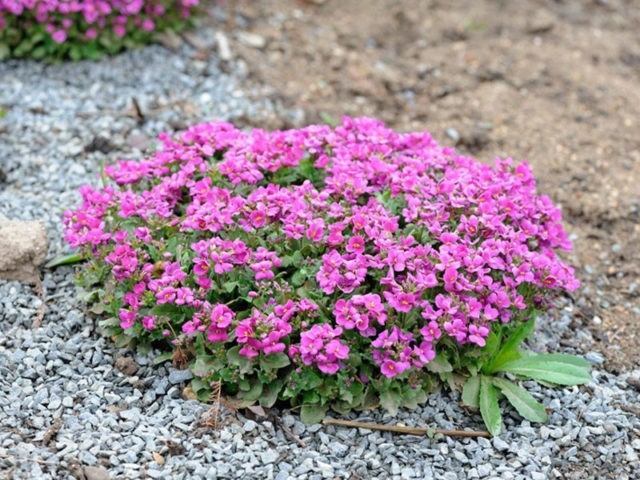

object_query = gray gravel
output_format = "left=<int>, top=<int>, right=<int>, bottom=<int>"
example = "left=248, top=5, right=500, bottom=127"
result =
left=1, top=32, right=640, bottom=480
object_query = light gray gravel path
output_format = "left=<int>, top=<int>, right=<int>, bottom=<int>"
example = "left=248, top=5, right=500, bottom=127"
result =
left=1, top=32, right=639, bottom=480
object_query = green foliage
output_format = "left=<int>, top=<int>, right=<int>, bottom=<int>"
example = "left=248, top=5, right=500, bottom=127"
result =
left=0, top=5, right=200, bottom=62
left=459, top=316, right=590, bottom=435
left=479, top=375, right=502, bottom=436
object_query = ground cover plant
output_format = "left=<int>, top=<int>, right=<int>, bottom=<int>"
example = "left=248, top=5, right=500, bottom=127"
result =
left=62, top=117, right=590, bottom=436
left=0, top=0, right=201, bottom=60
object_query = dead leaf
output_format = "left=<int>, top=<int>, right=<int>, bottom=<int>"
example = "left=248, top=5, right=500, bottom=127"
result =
left=42, top=418, right=62, bottom=446
left=247, top=405, right=267, bottom=417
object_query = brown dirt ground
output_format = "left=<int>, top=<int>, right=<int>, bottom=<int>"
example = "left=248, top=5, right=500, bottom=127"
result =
left=209, top=0, right=640, bottom=372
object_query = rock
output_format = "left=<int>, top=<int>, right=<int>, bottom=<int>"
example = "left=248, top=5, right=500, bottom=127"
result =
left=119, top=408, right=141, bottom=424
left=243, top=420, right=258, bottom=433
left=0, top=220, right=48, bottom=283
left=445, top=128, right=460, bottom=143
left=261, top=449, right=279, bottom=464
left=237, top=32, right=267, bottom=49
left=329, top=442, right=349, bottom=457
left=115, top=356, right=139, bottom=376
left=492, top=437, right=509, bottom=451
left=155, top=31, right=183, bottom=51
left=126, top=133, right=150, bottom=151
left=585, top=352, right=605, bottom=365
left=215, top=32, right=232, bottom=61
left=84, top=466, right=110, bottom=480
left=477, top=463, right=492, bottom=477
left=526, top=9, right=555, bottom=34
left=168, top=368, right=193, bottom=385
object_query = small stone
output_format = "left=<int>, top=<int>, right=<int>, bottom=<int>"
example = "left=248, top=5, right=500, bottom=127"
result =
left=526, top=9, right=555, bottom=34
left=243, top=420, right=258, bottom=433
left=531, top=472, right=546, bottom=480
left=329, top=442, right=349, bottom=457
left=261, top=449, right=279, bottom=464
left=564, top=446, right=578, bottom=459
left=84, top=466, right=110, bottom=480
left=477, top=464, right=492, bottom=477
left=126, top=133, right=150, bottom=151
left=49, top=394, right=62, bottom=411
left=81, top=451, right=98, bottom=465
left=168, top=368, right=193, bottom=384
left=453, top=450, right=468, bottom=464
left=401, top=467, right=415, bottom=478
left=237, top=32, right=267, bottom=49
left=585, top=352, right=604, bottom=365
left=291, top=422, right=305, bottom=436
left=119, top=408, right=141, bottom=424
left=115, top=356, right=139, bottom=376
left=282, top=415, right=296, bottom=428
left=492, top=437, right=509, bottom=451
left=445, top=128, right=460, bottom=143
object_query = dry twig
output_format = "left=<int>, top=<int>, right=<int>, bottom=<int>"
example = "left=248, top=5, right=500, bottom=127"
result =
left=271, top=414, right=307, bottom=448
left=323, top=418, right=492, bottom=438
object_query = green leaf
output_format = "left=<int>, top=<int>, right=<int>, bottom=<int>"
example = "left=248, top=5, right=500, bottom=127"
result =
left=492, top=377, right=548, bottom=423
left=45, top=252, right=86, bottom=268
left=153, top=351, right=173, bottom=365
left=259, top=353, right=291, bottom=370
left=222, top=281, right=238, bottom=293
left=379, top=389, right=402, bottom=416
left=290, top=269, right=307, bottom=287
left=191, top=355, right=221, bottom=377
left=484, top=318, right=535, bottom=373
left=259, top=379, right=283, bottom=408
left=300, top=404, right=327, bottom=424
left=281, top=251, right=303, bottom=267
left=319, top=111, right=339, bottom=127
left=425, top=354, right=453, bottom=373
left=226, top=345, right=253, bottom=373
left=496, top=354, right=591, bottom=385
left=479, top=375, right=502, bottom=436
left=483, top=330, right=502, bottom=360
left=237, top=379, right=263, bottom=402
left=401, top=387, right=427, bottom=410
left=461, top=375, right=480, bottom=409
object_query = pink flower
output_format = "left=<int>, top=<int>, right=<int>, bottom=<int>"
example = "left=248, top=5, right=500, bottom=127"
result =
left=142, top=315, right=156, bottom=330
left=306, top=218, right=325, bottom=242
left=250, top=260, right=274, bottom=281
left=52, top=30, right=67, bottom=44
left=119, top=309, right=136, bottom=330
left=346, top=236, right=365, bottom=254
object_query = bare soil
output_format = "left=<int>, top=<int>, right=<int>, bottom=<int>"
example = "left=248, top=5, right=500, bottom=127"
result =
left=212, top=0, right=640, bottom=371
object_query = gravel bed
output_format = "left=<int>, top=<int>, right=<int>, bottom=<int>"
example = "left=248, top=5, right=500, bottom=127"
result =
left=1, top=35, right=640, bottom=480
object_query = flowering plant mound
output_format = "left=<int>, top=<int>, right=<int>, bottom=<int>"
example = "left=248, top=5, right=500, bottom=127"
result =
left=63, top=117, right=590, bottom=435
left=0, top=0, right=200, bottom=61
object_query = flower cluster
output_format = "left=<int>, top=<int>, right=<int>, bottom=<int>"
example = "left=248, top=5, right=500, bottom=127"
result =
left=0, top=0, right=200, bottom=60
left=291, top=324, right=350, bottom=374
left=65, top=116, right=579, bottom=417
